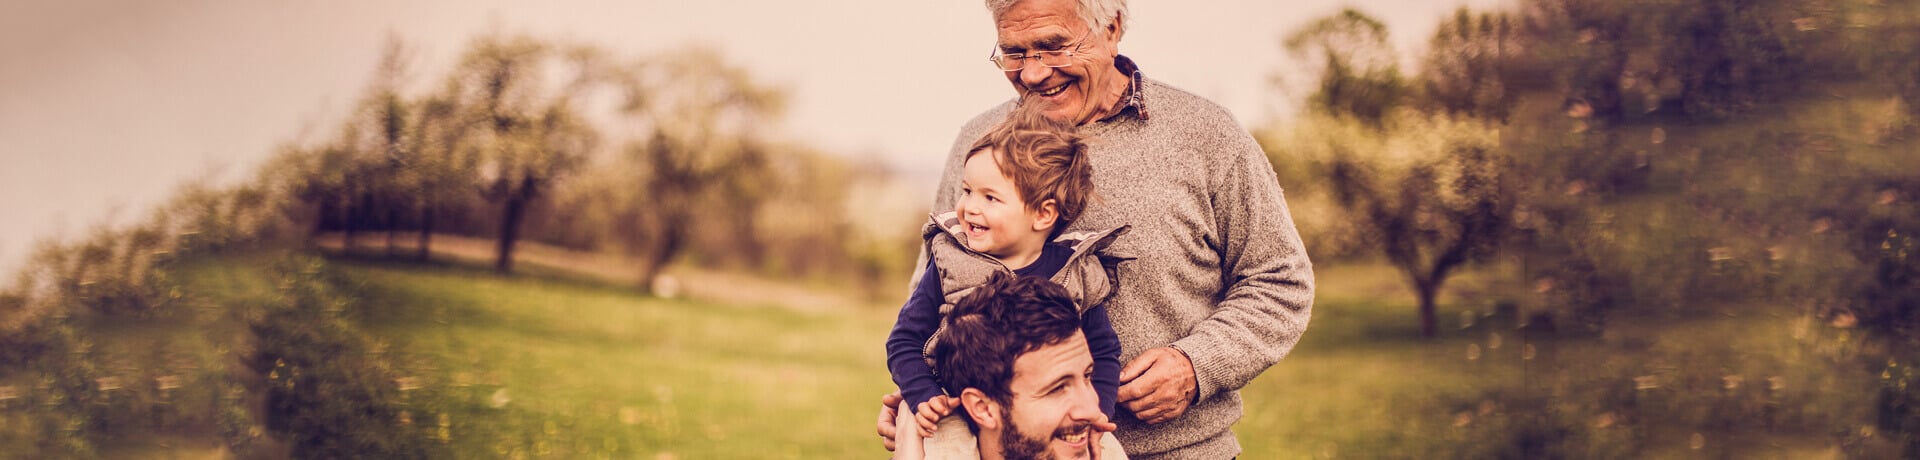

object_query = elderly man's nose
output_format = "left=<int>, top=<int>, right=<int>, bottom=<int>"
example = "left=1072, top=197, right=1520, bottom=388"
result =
left=1019, top=62, right=1051, bottom=87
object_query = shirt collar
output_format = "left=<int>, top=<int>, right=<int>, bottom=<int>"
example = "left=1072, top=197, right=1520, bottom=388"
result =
left=1103, top=54, right=1149, bottom=122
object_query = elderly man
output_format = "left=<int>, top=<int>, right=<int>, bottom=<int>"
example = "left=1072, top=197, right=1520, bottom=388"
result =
left=881, top=0, right=1315, bottom=457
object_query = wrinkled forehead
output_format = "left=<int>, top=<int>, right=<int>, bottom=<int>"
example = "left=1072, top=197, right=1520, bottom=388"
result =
left=994, top=2, right=1086, bottom=50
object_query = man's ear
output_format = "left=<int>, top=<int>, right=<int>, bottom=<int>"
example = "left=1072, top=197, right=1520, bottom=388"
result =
left=1029, top=199, right=1060, bottom=233
left=958, top=388, right=1003, bottom=431
left=1105, top=13, right=1125, bottom=44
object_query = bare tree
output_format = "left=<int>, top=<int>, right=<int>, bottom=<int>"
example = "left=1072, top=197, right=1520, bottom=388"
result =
left=443, top=33, right=595, bottom=274
left=1272, top=112, right=1516, bottom=337
left=609, top=48, right=785, bottom=292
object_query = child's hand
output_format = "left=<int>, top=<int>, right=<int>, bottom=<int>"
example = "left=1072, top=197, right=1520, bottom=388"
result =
left=914, top=395, right=957, bottom=437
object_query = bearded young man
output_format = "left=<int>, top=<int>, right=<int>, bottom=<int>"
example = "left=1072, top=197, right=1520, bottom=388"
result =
left=880, top=0, right=1316, bottom=458
left=924, top=273, right=1120, bottom=460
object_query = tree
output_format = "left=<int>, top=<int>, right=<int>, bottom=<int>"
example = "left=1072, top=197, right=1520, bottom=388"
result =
left=405, top=89, right=479, bottom=262
left=1269, top=111, right=1516, bottom=338
left=343, top=36, right=416, bottom=257
left=444, top=33, right=595, bottom=274
left=608, top=47, right=785, bottom=292
left=1284, top=8, right=1405, bottom=127
left=1518, top=0, right=1633, bottom=123
left=1421, top=8, right=1522, bottom=121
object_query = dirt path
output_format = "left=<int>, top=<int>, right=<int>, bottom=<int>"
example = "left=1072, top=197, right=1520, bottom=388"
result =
left=314, top=232, right=884, bottom=313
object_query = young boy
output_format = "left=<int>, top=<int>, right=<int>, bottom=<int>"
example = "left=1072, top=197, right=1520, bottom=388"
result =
left=885, top=103, right=1129, bottom=459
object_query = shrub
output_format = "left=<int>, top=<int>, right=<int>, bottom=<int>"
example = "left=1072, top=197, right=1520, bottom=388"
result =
left=251, top=256, right=437, bottom=458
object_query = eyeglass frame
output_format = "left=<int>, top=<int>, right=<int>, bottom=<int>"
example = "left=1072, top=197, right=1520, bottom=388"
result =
left=986, top=30, right=1094, bottom=71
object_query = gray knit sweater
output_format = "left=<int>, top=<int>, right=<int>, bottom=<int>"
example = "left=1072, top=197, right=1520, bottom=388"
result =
left=928, top=76, right=1315, bottom=459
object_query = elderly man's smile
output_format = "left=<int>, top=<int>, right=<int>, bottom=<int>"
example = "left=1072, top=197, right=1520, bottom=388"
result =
left=1035, top=82, right=1070, bottom=97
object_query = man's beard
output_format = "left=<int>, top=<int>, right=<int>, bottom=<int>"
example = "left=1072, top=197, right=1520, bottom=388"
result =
left=997, top=414, right=1053, bottom=460
left=996, top=411, right=1090, bottom=460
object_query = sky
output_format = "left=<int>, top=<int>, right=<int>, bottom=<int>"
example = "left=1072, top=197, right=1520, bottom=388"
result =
left=0, top=0, right=1511, bottom=278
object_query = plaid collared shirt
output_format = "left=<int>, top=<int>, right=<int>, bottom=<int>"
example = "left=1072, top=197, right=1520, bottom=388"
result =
left=1106, top=54, right=1150, bottom=121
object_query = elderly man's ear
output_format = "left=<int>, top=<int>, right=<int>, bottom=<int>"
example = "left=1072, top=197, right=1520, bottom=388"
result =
left=959, top=388, right=1004, bottom=431
left=1105, top=13, right=1125, bottom=43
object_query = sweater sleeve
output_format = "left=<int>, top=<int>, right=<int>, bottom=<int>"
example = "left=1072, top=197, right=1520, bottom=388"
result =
left=887, top=259, right=949, bottom=413
left=1082, top=304, right=1122, bottom=418
left=1168, top=124, right=1315, bottom=403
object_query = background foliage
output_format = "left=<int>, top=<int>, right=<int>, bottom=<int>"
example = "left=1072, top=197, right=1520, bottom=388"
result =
left=1, top=0, right=1917, bottom=456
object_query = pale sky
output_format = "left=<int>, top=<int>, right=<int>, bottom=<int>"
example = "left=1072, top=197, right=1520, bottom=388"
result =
left=0, top=0, right=1510, bottom=277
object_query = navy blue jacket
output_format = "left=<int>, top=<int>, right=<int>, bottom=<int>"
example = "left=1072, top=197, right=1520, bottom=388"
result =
left=886, top=243, right=1123, bottom=417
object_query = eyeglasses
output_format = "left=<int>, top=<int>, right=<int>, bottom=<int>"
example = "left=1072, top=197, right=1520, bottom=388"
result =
left=987, top=32, right=1091, bottom=71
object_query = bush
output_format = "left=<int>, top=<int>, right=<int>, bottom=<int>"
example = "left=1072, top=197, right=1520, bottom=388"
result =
left=251, top=256, right=439, bottom=458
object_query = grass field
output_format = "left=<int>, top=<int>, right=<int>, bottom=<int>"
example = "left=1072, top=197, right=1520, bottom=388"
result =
left=314, top=257, right=900, bottom=458
left=66, top=251, right=1869, bottom=458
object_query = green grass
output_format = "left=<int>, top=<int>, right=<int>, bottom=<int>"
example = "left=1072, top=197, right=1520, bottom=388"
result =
left=1235, top=262, right=1519, bottom=458
left=322, top=258, right=899, bottom=459
left=59, top=253, right=1874, bottom=458
left=1234, top=262, right=1869, bottom=459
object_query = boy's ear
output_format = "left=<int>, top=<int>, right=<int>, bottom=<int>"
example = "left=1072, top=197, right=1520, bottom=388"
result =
left=958, top=388, right=1002, bottom=431
left=1029, top=199, right=1060, bottom=233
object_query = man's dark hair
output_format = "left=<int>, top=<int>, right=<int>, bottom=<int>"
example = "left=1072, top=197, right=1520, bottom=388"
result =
left=931, top=272, right=1083, bottom=433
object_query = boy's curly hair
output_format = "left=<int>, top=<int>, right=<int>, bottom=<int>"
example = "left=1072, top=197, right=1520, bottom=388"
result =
left=965, top=102, right=1095, bottom=235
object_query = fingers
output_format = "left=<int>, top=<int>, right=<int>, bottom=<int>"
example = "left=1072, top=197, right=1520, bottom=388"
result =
left=917, top=411, right=940, bottom=437
left=1118, top=349, right=1175, bottom=403
left=878, top=391, right=903, bottom=451
left=1092, top=417, right=1118, bottom=433
left=916, top=396, right=957, bottom=437
left=1132, top=396, right=1188, bottom=424
left=1118, top=366, right=1192, bottom=424
left=1120, top=347, right=1201, bottom=425
left=1118, top=348, right=1163, bottom=384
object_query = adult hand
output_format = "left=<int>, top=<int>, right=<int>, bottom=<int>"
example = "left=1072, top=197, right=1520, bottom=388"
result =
left=877, top=391, right=903, bottom=451
left=1117, top=347, right=1197, bottom=425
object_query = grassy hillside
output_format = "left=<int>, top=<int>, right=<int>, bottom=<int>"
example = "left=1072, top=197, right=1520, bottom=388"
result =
left=45, top=250, right=1875, bottom=458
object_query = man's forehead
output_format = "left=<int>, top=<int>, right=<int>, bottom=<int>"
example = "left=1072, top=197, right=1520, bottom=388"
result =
left=1007, top=333, right=1091, bottom=392
left=994, top=0, right=1082, bottom=48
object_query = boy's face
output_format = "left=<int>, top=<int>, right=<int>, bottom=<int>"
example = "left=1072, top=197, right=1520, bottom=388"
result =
left=958, top=150, right=1057, bottom=264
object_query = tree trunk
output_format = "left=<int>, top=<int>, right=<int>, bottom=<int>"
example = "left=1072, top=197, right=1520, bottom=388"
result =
left=496, top=192, right=528, bottom=274
left=636, top=227, right=684, bottom=294
left=386, top=205, right=401, bottom=258
left=417, top=206, right=435, bottom=262
left=312, top=196, right=332, bottom=239
left=1417, top=279, right=1441, bottom=338
left=342, top=193, right=361, bottom=252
